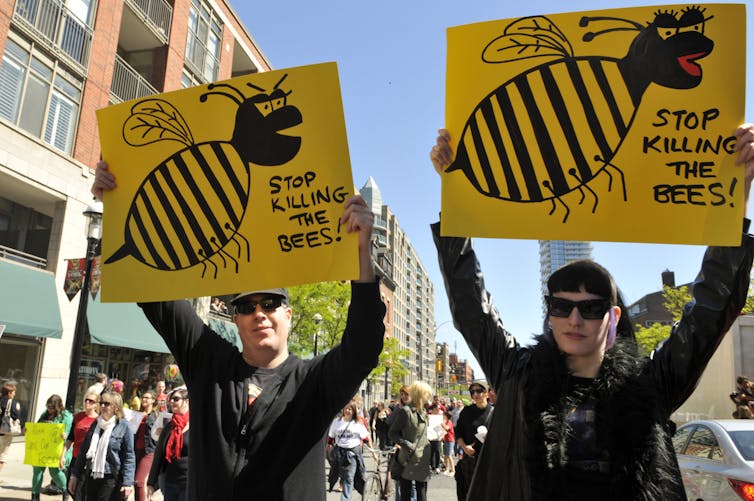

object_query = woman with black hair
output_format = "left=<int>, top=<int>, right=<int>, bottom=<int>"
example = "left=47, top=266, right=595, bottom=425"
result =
left=31, top=394, right=72, bottom=501
left=429, top=123, right=754, bottom=500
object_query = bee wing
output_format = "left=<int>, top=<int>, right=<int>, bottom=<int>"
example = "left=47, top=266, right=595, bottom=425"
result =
left=123, top=99, right=194, bottom=147
left=482, top=16, right=574, bottom=63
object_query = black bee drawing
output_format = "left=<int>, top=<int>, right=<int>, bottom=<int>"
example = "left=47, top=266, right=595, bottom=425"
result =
left=448, top=6, right=714, bottom=222
left=105, top=73, right=303, bottom=278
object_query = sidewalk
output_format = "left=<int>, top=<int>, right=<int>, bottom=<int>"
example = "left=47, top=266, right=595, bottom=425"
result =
left=0, top=438, right=161, bottom=501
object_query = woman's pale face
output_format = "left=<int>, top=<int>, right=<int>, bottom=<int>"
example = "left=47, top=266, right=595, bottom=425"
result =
left=343, top=406, right=354, bottom=419
left=99, top=398, right=115, bottom=419
left=549, top=290, right=614, bottom=362
left=169, top=394, right=189, bottom=414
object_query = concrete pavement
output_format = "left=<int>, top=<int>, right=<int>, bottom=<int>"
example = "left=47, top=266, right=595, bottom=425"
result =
left=1, top=438, right=456, bottom=501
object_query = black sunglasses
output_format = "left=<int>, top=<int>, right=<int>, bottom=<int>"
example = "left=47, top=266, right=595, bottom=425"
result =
left=470, top=388, right=486, bottom=395
left=235, top=297, right=285, bottom=315
left=170, top=396, right=185, bottom=402
left=546, top=295, right=611, bottom=320
left=99, top=401, right=112, bottom=407
left=84, top=398, right=97, bottom=405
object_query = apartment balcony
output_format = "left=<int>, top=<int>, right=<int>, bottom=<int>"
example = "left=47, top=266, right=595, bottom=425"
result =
left=123, top=0, right=173, bottom=47
left=110, top=54, right=158, bottom=104
left=0, top=245, right=46, bottom=269
left=13, top=0, right=93, bottom=73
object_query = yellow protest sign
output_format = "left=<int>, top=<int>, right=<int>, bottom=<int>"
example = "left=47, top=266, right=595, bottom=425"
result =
left=24, top=423, right=64, bottom=468
left=97, top=62, right=357, bottom=302
left=443, top=4, right=745, bottom=244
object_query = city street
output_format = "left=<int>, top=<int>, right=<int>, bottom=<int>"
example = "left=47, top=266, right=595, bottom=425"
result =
left=0, top=439, right=456, bottom=501
left=325, top=453, right=457, bottom=501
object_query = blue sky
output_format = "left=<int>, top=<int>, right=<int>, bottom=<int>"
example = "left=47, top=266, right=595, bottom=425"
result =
left=232, top=0, right=754, bottom=378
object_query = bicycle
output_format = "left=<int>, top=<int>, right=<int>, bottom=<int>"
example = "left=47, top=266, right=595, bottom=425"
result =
left=362, top=446, right=396, bottom=501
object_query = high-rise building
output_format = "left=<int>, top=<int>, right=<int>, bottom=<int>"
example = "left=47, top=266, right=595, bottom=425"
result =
left=539, top=240, right=593, bottom=315
left=361, top=177, right=436, bottom=391
left=0, top=0, right=268, bottom=418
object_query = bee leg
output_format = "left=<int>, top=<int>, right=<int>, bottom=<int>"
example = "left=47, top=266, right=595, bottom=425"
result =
left=596, top=157, right=627, bottom=201
left=218, top=246, right=239, bottom=273
left=210, top=237, right=228, bottom=269
left=576, top=186, right=586, bottom=205
left=235, top=232, right=251, bottom=261
left=543, top=181, right=570, bottom=223
left=198, top=249, right=219, bottom=279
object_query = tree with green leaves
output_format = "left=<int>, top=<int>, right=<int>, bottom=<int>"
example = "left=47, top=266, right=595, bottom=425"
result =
left=635, top=278, right=754, bottom=355
left=286, top=281, right=350, bottom=357
left=367, top=337, right=410, bottom=398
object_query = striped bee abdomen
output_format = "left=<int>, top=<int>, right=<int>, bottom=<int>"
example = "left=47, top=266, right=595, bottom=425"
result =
left=450, top=57, right=635, bottom=203
left=123, top=142, right=250, bottom=270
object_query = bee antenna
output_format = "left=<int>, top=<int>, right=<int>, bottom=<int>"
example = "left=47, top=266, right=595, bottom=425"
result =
left=273, top=73, right=289, bottom=90
left=246, top=82, right=265, bottom=92
left=583, top=26, right=643, bottom=42
left=579, top=15, right=645, bottom=30
left=200, top=83, right=247, bottom=104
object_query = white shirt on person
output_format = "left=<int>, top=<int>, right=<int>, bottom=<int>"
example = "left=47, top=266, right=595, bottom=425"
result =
left=328, top=418, right=368, bottom=449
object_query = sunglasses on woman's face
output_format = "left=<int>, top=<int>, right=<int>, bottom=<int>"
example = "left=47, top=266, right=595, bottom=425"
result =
left=99, top=401, right=112, bottom=407
left=469, top=388, right=486, bottom=396
left=84, top=399, right=97, bottom=405
left=545, top=295, right=611, bottom=320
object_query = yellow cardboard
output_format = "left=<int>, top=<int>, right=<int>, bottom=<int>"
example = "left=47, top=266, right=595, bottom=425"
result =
left=24, top=423, right=65, bottom=468
left=443, top=4, right=745, bottom=244
left=97, top=62, right=358, bottom=302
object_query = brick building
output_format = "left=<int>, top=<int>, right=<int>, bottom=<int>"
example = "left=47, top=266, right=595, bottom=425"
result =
left=0, top=0, right=268, bottom=419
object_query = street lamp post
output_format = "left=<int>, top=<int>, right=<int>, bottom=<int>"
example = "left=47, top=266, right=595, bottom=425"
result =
left=65, top=201, right=103, bottom=412
left=313, top=313, right=322, bottom=357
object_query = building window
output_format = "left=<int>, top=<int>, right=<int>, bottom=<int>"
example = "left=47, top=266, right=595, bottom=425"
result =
left=185, top=0, right=223, bottom=83
left=0, top=34, right=81, bottom=153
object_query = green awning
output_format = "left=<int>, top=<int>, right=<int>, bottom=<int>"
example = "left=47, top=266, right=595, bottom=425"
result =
left=207, top=317, right=242, bottom=351
left=87, top=297, right=170, bottom=353
left=0, top=258, right=63, bottom=338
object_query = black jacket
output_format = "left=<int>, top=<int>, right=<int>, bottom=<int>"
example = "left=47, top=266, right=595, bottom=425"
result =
left=147, top=420, right=188, bottom=489
left=433, top=222, right=754, bottom=500
left=139, top=282, right=385, bottom=501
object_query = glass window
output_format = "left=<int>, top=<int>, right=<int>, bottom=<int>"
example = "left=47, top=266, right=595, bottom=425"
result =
left=0, top=33, right=82, bottom=153
left=184, top=0, right=223, bottom=83
left=0, top=334, right=43, bottom=422
left=673, top=425, right=694, bottom=453
left=685, top=426, right=721, bottom=460
left=729, top=431, right=754, bottom=461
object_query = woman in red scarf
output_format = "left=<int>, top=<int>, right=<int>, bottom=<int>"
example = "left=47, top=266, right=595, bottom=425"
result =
left=147, top=386, right=189, bottom=501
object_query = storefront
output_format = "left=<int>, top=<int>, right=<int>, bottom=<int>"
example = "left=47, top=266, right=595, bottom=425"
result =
left=0, top=258, right=63, bottom=421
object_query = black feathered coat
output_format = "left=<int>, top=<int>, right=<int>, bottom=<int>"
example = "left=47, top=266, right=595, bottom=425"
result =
left=432, top=222, right=754, bottom=500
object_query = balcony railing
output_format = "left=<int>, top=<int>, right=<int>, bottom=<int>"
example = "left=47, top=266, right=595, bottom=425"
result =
left=125, top=0, right=173, bottom=43
left=110, top=54, right=158, bottom=104
left=0, top=245, right=47, bottom=269
left=13, top=0, right=93, bottom=72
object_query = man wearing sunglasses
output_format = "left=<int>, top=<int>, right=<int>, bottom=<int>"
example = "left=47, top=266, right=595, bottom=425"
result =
left=430, top=123, right=754, bottom=500
left=91, top=162, right=385, bottom=501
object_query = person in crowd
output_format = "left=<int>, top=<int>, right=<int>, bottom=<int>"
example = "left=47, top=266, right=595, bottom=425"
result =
left=154, top=382, right=167, bottom=414
left=32, top=395, right=72, bottom=501
left=91, top=161, right=384, bottom=501
left=85, top=373, right=108, bottom=407
left=429, top=124, right=754, bottom=499
left=441, top=410, right=456, bottom=477
left=0, top=382, right=25, bottom=484
left=69, top=391, right=135, bottom=500
left=327, top=401, right=370, bottom=501
left=147, top=387, right=189, bottom=501
left=386, top=385, right=415, bottom=501
left=134, top=391, right=160, bottom=501
left=60, top=391, right=100, bottom=499
left=454, top=382, right=493, bottom=501
left=388, top=381, right=432, bottom=501
left=373, top=402, right=390, bottom=450
left=427, top=404, right=444, bottom=474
